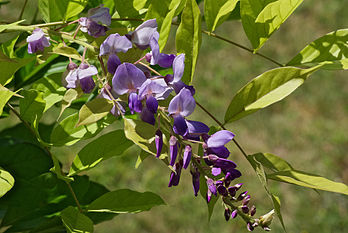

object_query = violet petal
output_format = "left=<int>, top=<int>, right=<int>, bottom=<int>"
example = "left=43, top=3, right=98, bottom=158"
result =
left=206, top=130, right=235, bottom=148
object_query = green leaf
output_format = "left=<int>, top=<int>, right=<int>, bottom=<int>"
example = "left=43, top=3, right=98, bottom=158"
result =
left=135, top=150, right=150, bottom=168
left=32, top=73, right=66, bottom=112
left=267, top=170, right=348, bottom=195
left=145, top=0, right=170, bottom=28
left=88, top=189, right=165, bottom=213
left=1, top=34, right=19, bottom=58
left=124, top=118, right=167, bottom=157
left=0, top=51, right=34, bottom=85
left=241, top=0, right=303, bottom=51
left=158, top=0, right=184, bottom=51
left=50, top=154, right=74, bottom=182
left=133, top=0, right=150, bottom=11
left=0, top=20, right=25, bottom=33
left=0, top=167, right=15, bottom=198
left=224, top=66, right=321, bottom=124
left=50, top=112, right=114, bottom=146
left=204, top=0, right=239, bottom=32
left=0, top=85, right=16, bottom=116
left=61, top=206, right=94, bottom=233
left=76, top=98, right=113, bottom=127
left=246, top=154, right=286, bottom=230
left=20, top=89, right=46, bottom=127
left=176, top=0, right=202, bottom=84
left=59, top=88, right=82, bottom=119
left=287, top=29, right=348, bottom=70
left=251, top=152, right=293, bottom=172
left=69, top=130, right=132, bottom=175
left=38, top=0, right=87, bottom=22
left=52, top=44, right=82, bottom=61
left=113, top=0, right=143, bottom=25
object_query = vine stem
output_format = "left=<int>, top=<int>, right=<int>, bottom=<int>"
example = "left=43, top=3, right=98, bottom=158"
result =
left=18, top=0, right=28, bottom=20
left=6, top=103, right=83, bottom=213
left=195, top=101, right=248, bottom=158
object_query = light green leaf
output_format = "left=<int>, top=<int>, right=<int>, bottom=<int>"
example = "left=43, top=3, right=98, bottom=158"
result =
left=0, top=20, right=25, bottom=33
left=158, top=0, right=184, bottom=51
left=135, top=150, right=150, bottom=168
left=52, top=44, right=82, bottom=61
left=0, top=167, right=15, bottom=198
left=50, top=112, right=114, bottom=146
left=0, top=51, right=34, bottom=85
left=113, top=0, right=143, bottom=25
left=69, top=130, right=132, bottom=175
left=251, top=152, right=293, bottom=172
left=1, top=34, right=19, bottom=58
left=61, top=206, right=94, bottom=233
left=145, top=0, right=170, bottom=28
left=76, top=98, right=113, bottom=127
left=88, top=189, right=165, bottom=213
left=224, top=66, right=321, bottom=124
left=59, top=88, right=82, bottom=119
left=204, top=0, right=239, bottom=32
left=124, top=118, right=167, bottom=157
left=287, top=29, right=348, bottom=70
left=241, top=0, right=303, bottom=51
left=38, top=0, right=87, bottom=22
left=65, top=0, right=87, bottom=21
left=267, top=170, right=348, bottom=195
left=20, top=89, right=46, bottom=127
left=32, top=73, right=66, bottom=112
left=176, top=0, right=202, bottom=84
left=133, top=0, right=150, bottom=11
left=0, top=85, right=17, bottom=116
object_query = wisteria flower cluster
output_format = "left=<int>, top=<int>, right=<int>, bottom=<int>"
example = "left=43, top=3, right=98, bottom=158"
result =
left=25, top=7, right=275, bottom=231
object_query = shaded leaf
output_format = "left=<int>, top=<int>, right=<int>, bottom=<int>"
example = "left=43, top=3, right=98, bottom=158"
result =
left=252, top=152, right=293, bottom=172
left=50, top=112, right=114, bottom=146
left=88, top=189, right=165, bottom=213
left=176, top=0, right=202, bottom=84
left=50, top=154, right=74, bottom=182
left=61, top=206, right=94, bottom=233
left=38, top=0, right=87, bottom=22
left=0, top=51, right=34, bottom=85
left=224, top=66, right=321, bottom=124
left=204, top=0, right=239, bottom=32
left=59, top=88, right=82, bottom=119
left=76, top=98, right=113, bottom=127
left=0, top=85, right=17, bottom=116
left=287, top=29, right=348, bottom=70
left=69, top=130, right=132, bottom=175
left=19, top=89, right=46, bottom=127
left=241, top=0, right=303, bottom=51
left=0, top=167, right=15, bottom=198
left=135, top=150, right=150, bottom=168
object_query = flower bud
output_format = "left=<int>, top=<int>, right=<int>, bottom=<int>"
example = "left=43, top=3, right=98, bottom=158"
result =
left=169, top=136, right=178, bottom=166
left=231, top=209, right=238, bottom=219
left=224, top=208, right=231, bottom=221
left=67, top=62, right=78, bottom=71
left=242, top=195, right=251, bottom=205
left=250, top=205, right=256, bottom=216
left=259, top=209, right=275, bottom=228
left=241, top=205, right=249, bottom=214
left=155, top=129, right=163, bottom=158
left=237, top=191, right=248, bottom=201
left=247, top=222, right=254, bottom=231
left=183, top=145, right=192, bottom=169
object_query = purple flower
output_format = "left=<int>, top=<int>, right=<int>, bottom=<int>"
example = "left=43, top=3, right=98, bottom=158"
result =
left=207, top=154, right=237, bottom=169
left=212, top=167, right=222, bottom=176
left=250, top=205, right=256, bottom=216
left=206, top=130, right=235, bottom=148
left=169, top=136, right=178, bottom=166
left=148, top=31, right=176, bottom=68
left=98, top=84, right=124, bottom=117
left=231, top=209, right=238, bottom=219
left=168, top=88, right=196, bottom=136
left=138, top=79, right=167, bottom=114
left=183, top=145, right=192, bottom=169
left=112, top=63, right=146, bottom=95
left=99, top=33, right=133, bottom=56
left=65, top=63, right=98, bottom=93
left=206, top=178, right=217, bottom=202
left=155, top=129, right=163, bottom=158
left=131, top=19, right=158, bottom=50
left=224, top=208, right=231, bottom=221
left=191, top=167, right=200, bottom=196
left=185, top=120, right=210, bottom=141
left=79, top=6, right=111, bottom=38
left=168, top=160, right=183, bottom=187
left=128, top=92, right=142, bottom=113
left=173, top=54, right=185, bottom=82
left=107, top=54, right=122, bottom=75
left=140, top=107, right=155, bottom=125
left=26, top=28, right=50, bottom=54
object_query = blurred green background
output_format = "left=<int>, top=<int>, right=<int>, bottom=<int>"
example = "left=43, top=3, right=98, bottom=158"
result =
left=1, top=0, right=348, bottom=232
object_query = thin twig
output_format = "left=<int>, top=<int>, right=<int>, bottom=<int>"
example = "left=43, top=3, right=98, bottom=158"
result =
left=66, top=182, right=83, bottom=213
left=139, top=62, right=162, bottom=76
left=18, top=0, right=28, bottom=20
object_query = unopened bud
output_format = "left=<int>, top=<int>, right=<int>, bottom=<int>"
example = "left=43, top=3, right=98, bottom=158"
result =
left=67, top=62, right=78, bottom=71
left=231, top=209, right=238, bottom=219
left=259, top=209, right=275, bottom=228
left=242, top=195, right=251, bottom=205
left=224, top=208, right=231, bottom=221
left=241, top=205, right=249, bottom=214
left=247, top=222, right=254, bottom=231
left=237, top=191, right=248, bottom=201
left=250, top=205, right=256, bottom=216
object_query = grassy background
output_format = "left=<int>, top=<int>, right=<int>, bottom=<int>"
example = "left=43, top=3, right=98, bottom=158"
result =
left=1, top=0, right=348, bottom=232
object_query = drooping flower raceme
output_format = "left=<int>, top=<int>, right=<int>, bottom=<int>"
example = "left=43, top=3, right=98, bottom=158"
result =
left=26, top=28, right=50, bottom=54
